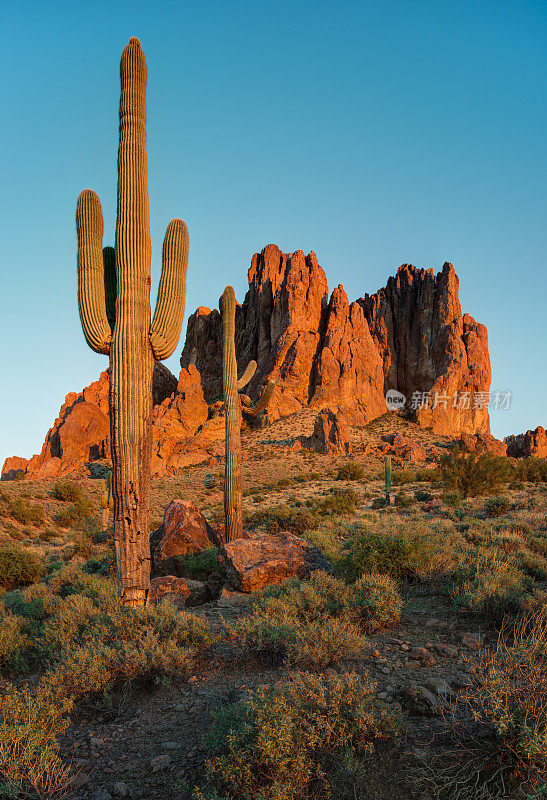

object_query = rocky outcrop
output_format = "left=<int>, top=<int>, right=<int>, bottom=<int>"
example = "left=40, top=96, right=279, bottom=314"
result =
left=221, top=532, right=333, bottom=592
left=382, top=433, right=426, bottom=463
left=182, top=247, right=491, bottom=435
left=1, top=457, right=29, bottom=480
left=505, top=426, right=547, bottom=459
left=148, top=576, right=190, bottom=606
left=5, top=245, right=494, bottom=477
left=460, top=432, right=507, bottom=457
left=306, top=409, right=352, bottom=455
left=362, top=263, right=491, bottom=436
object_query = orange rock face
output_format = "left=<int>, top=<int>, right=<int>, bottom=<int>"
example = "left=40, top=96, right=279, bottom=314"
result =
left=148, top=576, right=190, bottom=605
left=505, top=426, right=547, bottom=458
left=4, top=245, right=496, bottom=478
left=307, top=408, right=352, bottom=455
left=183, top=248, right=492, bottom=436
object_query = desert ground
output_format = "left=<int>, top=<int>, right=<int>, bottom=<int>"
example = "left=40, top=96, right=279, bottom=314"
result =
left=0, top=412, right=545, bottom=800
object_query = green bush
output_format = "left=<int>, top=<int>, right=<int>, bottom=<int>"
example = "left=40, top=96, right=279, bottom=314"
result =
left=196, top=671, right=399, bottom=800
left=246, top=506, right=318, bottom=536
left=230, top=571, right=400, bottom=668
left=54, top=497, right=94, bottom=529
left=178, top=547, right=220, bottom=580
left=371, top=497, right=387, bottom=509
left=514, top=458, right=547, bottom=483
left=318, top=488, right=358, bottom=516
left=391, top=470, right=416, bottom=485
left=0, top=547, right=42, bottom=591
left=51, top=481, right=85, bottom=502
left=394, top=492, right=412, bottom=508
left=337, top=521, right=458, bottom=582
left=414, top=490, right=433, bottom=502
left=336, top=462, right=364, bottom=481
left=450, top=549, right=530, bottom=620
left=440, top=446, right=514, bottom=497
left=442, top=491, right=462, bottom=507
left=5, top=498, right=45, bottom=527
left=485, top=496, right=511, bottom=517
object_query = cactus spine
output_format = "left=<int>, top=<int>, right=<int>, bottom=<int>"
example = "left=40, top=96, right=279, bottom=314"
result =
left=221, top=286, right=276, bottom=543
left=76, top=38, right=188, bottom=606
left=385, top=455, right=392, bottom=505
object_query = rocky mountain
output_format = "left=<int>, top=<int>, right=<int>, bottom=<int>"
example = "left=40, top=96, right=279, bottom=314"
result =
left=3, top=244, right=495, bottom=479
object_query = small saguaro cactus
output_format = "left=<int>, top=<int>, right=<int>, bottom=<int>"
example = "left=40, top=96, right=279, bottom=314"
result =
left=76, top=38, right=188, bottom=606
left=385, top=455, right=392, bottom=505
left=220, top=286, right=275, bottom=543
left=101, top=469, right=113, bottom=532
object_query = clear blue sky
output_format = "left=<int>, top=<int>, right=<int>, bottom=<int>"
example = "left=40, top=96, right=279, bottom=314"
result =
left=1, top=0, right=546, bottom=464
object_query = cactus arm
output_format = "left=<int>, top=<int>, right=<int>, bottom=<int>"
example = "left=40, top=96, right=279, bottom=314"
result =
left=103, top=247, right=116, bottom=332
left=241, top=380, right=276, bottom=416
left=236, top=360, right=257, bottom=390
left=239, top=394, right=253, bottom=408
left=385, top=455, right=392, bottom=505
left=149, top=218, right=189, bottom=360
left=221, top=285, right=243, bottom=543
left=76, top=189, right=111, bottom=355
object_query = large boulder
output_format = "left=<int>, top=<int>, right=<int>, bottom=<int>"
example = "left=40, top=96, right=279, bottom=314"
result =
left=221, top=531, right=333, bottom=592
left=1, top=456, right=29, bottom=481
left=148, top=576, right=190, bottom=607
left=150, top=500, right=218, bottom=577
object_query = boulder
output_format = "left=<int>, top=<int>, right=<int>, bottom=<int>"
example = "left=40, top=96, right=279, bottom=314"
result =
left=221, top=531, right=333, bottom=592
left=148, top=576, right=190, bottom=607
left=150, top=500, right=218, bottom=577
left=384, top=433, right=426, bottom=462
left=308, top=408, right=352, bottom=455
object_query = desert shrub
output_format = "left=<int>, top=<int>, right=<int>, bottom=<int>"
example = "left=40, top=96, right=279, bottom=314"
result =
left=414, top=490, right=433, bottom=502
left=509, top=480, right=525, bottom=490
left=54, top=497, right=94, bottom=529
left=0, top=547, right=42, bottom=591
left=37, top=528, right=60, bottom=543
left=516, top=551, right=547, bottom=582
left=303, top=526, right=345, bottom=564
left=179, top=547, right=220, bottom=580
left=442, top=491, right=461, bottom=507
left=466, top=612, right=546, bottom=792
left=318, top=488, right=358, bottom=516
left=0, top=685, right=73, bottom=797
left=197, top=671, right=399, bottom=800
left=415, top=611, right=546, bottom=799
left=5, top=498, right=45, bottom=527
left=514, top=458, right=547, bottom=483
left=450, top=549, right=530, bottom=620
left=51, top=481, right=85, bottom=502
left=395, top=492, right=412, bottom=508
left=485, top=496, right=511, bottom=517
left=415, top=468, right=444, bottom=483
left=246, top=506, right=318, bottom=536
left=230, top=571, right=400, bottom=668
left=440, top=446, right=514, bottom=497
left=346, top=573, right=402, bottom=633
left=336, top=462, right=364, bottom=481
left=371, top=497, right=387, bottom=509
left=391, top=469, right=416, bottom=485
left=337, top=521, right=458, bottom=582
left=0, top=612, right=27, bottom=668
left=276, top=478, right=293, bottom=489
left=528, top=535, right=547, bottom=558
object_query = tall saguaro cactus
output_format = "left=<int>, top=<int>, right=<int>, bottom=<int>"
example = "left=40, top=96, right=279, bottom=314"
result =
left=76, top=38, right=188, bottom=606
left=221, top=286, right=275, bottom=543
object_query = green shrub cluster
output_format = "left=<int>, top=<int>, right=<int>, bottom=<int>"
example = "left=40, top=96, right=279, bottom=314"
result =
left=441, top=446, right=514, bottom=497
left=178, top=547, right=220, bottom=580
left=51, top=481, right=85, bottom=503
left=336, top=462, right=364, bottom=481
left=1, top=496, right=45, bottom=527
left=195, top=671, right=399, bottom=800
left=485, top=496, right=511, bottom=517
left=230, top=571, right=401, bottom=668
left=0, top=547, right=42, bottom=591
left=337, top=520, right=459, bottom=582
